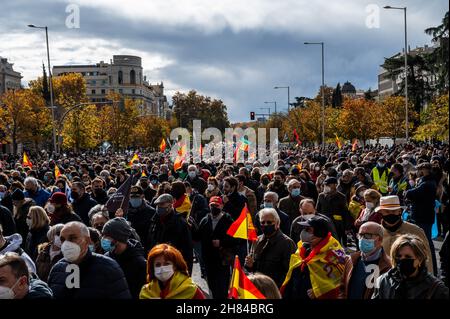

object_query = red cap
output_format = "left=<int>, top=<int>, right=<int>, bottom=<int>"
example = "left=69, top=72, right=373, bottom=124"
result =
left=49, top=192, right=68, bottom=206
left=209, top=196, right=223, bottom=206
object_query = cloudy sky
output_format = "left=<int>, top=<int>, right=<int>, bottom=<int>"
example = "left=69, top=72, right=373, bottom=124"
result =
left=0, top=0, right=447, bottom=122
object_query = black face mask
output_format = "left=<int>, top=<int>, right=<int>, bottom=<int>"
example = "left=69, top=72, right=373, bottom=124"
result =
left=71, top=192, right=80, bottom=200
left=140, top=182, right=149, bottom=189
left=261, top=178, right=270, bottom=186
left=261, top=224, right=276, bottom=236
left=397, top=258, right=417, bottom=277
left=382, top=213, right=401, bottom=225
left=210, top=206, right=222, bottom=216
left=274, top=180, right=282, bottom=187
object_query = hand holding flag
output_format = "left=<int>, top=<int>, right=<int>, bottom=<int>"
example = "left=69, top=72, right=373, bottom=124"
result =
left=228, top=255, right=266, bottom=299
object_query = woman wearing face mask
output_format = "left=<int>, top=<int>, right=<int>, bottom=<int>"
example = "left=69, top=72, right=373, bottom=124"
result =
left=25, top=206, right=50, bottom=261
left=139, top=244, right=205, bottom=299
left=35, top=224, right=64, bottom=282
left=205, top=177, right=222, bottom=200
left=372, top=234, right=449, bottom=299
left=46, top=192, right=82, bottom=226
left=355, top=189, right=382, bottom=230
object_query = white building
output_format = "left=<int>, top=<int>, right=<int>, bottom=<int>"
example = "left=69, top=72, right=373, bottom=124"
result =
left=0, top=57, right=22, bottom=94
left=53, top=55, right=168, bottom=117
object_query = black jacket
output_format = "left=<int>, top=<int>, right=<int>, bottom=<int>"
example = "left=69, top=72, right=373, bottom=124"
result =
left=72, top=193, right=97, bottom=225
left=184, top=176, right=207, bottom=195
left=223, top=191, right=247, bottom=221
left=254, top=208, right=291, bottom=237
left=127, top=200, right=155, bottom=249
left=48, top=250, right=131, bottom=299
left=14, top=199, right=36, bottom=246
left=189, top=192, right=210, bottom=225
left=146, top=210, right=194, bottom=274
left=23, top=277, right=54, bottom=299
left=440, top=231, right=449, bottom=288
left=0, top=205, right=16, bottom=236
left=106, top=239, right=147, bottom=299
left=25, top=225, right=50, bottom=261
left=372, top=267, right=449, bottom=299
left=91, top=189, right=109, bottom=205
left=247, top=230, right=297, bottom=287
left=316, top=191, right=350, bottom=227
left=405, top=175, right=437, bottom=224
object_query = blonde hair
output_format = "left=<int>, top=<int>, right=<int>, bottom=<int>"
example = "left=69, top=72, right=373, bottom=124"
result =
left=247, top=273, right=281, bottom=299
left=390, top=234, right=428, bottom=268
left=28, top=206, right=50, bottom=229
left=363, top=189, right=382, bottom=204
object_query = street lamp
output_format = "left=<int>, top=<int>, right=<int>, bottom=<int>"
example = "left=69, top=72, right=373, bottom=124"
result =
left=274, top=86, right=290, bottom=112
left=384, top=6, right=409, bottom=142
left=304, top=41, right=325, bottom=147
left=28, top=24, right=57, bottom=154
left=264, top=101, right=277, bottom=114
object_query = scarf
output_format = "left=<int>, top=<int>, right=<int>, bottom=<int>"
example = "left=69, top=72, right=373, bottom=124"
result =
left=173, top=194, right=191, bottom=215
left=281, top=232, right=346, bottom=298
left=139, top=272, right=198, bottom=299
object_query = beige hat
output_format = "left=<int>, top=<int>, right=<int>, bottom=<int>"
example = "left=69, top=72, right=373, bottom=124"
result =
left=375, top=195, right=404, bottom=212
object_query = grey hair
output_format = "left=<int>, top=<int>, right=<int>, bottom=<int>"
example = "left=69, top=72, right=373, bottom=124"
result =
left=360, top=221, right=384, bottom=238
left=259, top=208, right=280, bottom=226
left=24, top=176, right=38, bottom=188
left=64, top=221, right=90, bottom=238
left=287, top=179, right=300, bottom=188
left=263, top=191, right=279, bottom=203
left=88, top=204, right=108, bottom=222
left=46, top=224, right=65, bottom=242
left=188, top=164, right=197, bottom=171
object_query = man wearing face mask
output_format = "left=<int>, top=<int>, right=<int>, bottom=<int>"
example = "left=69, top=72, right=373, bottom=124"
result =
left=254, top=192, right=291, bottom=236
left=370, top=157, right=391, bottom=196
left=102, top=217, right=147, bottom=299
left=139, top=176, right=156, bottom=203
left=267, top=171, right=289, bottom=200
left=222, top=177, right=247, bottom=221
left=48, top=221, right=131, bottom=299
left=279, top=179, right=306, bottom=225
left=90, top=178, right=109, bottom=205
left=281, top=215, right=346, bottom=299
left=71, top=182, right=98, bottom=226
left=127, top=186, right=155, bottom=249
left=184, top=165, right=207, bottom=195
left=245, top=208, right=296, bottom=288
left=194, top=196, right=237, bottom=299
left=0, top=253, right=53, bottom=299
left=376, top=195, right=434, bottom=274
left=146, top=194, right=193, bottom=274
left=236, top=174, right=257, bottom=218
left=388, top=163, right=410, bottom=205
left=341, top=222, right=391, bottom=299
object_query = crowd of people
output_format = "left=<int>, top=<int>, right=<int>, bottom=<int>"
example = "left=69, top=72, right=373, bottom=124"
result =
left=0, top=141, right=449, bottom=299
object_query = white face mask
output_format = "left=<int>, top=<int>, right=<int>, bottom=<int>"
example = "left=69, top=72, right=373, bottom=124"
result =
left=207, top=184, right=215, bottom=191
left=46, top=204, right=55, bottom=214
left=188, top=171, right=196, bottom=178
left=154, top=264, right=174, bottom=282
left=0, top=278, right=21, bottom=299
left=61, top=240, right=81, bottom=263
left=26, top=218, right=33, bottom=229
left=365, top=202, right=375, bottom=210
left=54, top=235, right=62, bottom=248
left=302, top=214, right=315, bottom=220
left=323, top=186, right=331, bottom=193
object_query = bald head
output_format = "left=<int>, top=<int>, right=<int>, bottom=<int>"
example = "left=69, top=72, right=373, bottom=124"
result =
left=60, top=222, right=90, bottom=264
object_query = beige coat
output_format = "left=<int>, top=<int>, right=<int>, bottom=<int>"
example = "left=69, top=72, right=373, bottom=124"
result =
left=382, top=221, right=433, bottom=273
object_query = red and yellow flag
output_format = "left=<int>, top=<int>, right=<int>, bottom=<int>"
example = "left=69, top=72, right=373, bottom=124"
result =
left=128, top=153, right=139, bottom=167
left=228, top=255, right=266, bottom=299
left=293, top=129, right=301, bottom=146
left=334, top=134, right=342, bottom=149
left=226, top=204, right=257, bottom=241
left=54, top=165, right=61, bottom=179
left=352, top=139, right=358, bottom=152
left=22, top=152, right=32, bottom=168
left=173, top=143, right=187, bottom=171
left=159, top=138, right=166, bottom=152
left=141, top=170, right=147, bottom=177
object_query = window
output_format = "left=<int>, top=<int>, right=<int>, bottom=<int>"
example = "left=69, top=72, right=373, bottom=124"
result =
left=132, top=89, right=135, bottom=94
left=91, top=89, right=96, bottom=94
left=101, top=89, right=106, bottom=94
left=118, top=70, right=123, bottom=84
left=130, top=70, right=136, bottom=84
left=119, top=89, right=123, bottom=94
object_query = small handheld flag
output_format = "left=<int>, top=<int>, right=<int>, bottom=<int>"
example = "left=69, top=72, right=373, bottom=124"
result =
left=55, top=165, right=61, bottom=179
left=22, top=152, right=33, bottom=168
left=226, top=204, right=257, bottom=241
left=128, top=153, right=139, bottom=167
left=228, top=255, right=266, bottom=299
left=334, top=134, right=342, bottom=149
left=159, top=138, right=166, bottom=152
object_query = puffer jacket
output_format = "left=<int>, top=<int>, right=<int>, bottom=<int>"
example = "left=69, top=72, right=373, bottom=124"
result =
left=372, top=267, right=449, bottom=299
left=106, top=239, right=147, bottom=299
left=0, top=233, right=36, bottom=274
left=48, top=250, right=131, bottom=299
left=23, top=277, right=54, bottom=299
left=126, top=200, right=155, bottom=247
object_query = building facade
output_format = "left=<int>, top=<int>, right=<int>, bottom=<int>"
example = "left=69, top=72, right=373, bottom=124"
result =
left=0, top=57, right=22, bottom=94
left=53, top=55, right=168, bottom=117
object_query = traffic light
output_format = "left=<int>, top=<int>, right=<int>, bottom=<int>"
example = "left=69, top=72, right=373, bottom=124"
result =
left=250, top=111, right=255, bottom=120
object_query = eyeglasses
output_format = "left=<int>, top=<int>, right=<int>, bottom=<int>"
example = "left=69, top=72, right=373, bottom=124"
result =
left=357, top=233, right=379, bottom=240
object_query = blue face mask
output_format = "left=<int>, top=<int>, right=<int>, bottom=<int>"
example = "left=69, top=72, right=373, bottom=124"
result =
left=129, top=198, right=142, bottom=208
left=263, top=202, right=274, bottom=209
left=0, top=192, right=5, bottom=200
left=88, top=244, right=95, bottom=252
left=291, top=188, right=301, bottom=197
left=101, top=238, right=115, bottom=253
left=359, top=238, right=375, bottom=254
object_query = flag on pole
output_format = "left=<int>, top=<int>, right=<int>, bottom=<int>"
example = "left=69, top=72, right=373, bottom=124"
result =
left=334, top=134, right=342, bottom=149
left=228, top=255, right=266, bottom=299
left=22, top=152, right=33, bottom=168
left=128, top=153, right=139, bottom=167
left=293, top=129, right=302, bottom=146
left=352, top=139, right=358, bottom=152
left=105, top=175, right=132, bottom=216
left=55, top=165, right=61, bottom=179
left=174, top=143, right=187, bottom=171
left=159, top=138, right=166, bottom=152
left=226, top=204, right=257, bottom=241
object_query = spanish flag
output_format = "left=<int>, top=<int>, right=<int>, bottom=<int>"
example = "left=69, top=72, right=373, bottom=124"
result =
left=128, top=153, right=139, bottom=167
left=293, top=129, right=301, bottom=146
left=141, top=170, right=147, bottom=177
left=173, top=143, right=187, bottom=171
left=352, top=139, right=358, bottom=152
left=226, top=204, right=257, bottom=241
left=159, top=138, right=166, bottom=153
left=55, top=165, right=61, bottom=179
left=22, top=152, right=33, bottom=168
left=228, top=256, right=266, bottom=299
left=334, top=134, right=342, bottom=149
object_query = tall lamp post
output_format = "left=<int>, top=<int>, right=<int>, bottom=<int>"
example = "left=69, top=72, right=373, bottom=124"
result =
left=264, top=101, right=277, bottom=114
left=304, top=41, right=325, bottom=147
left=274, top=86, right=290, bottom=112
left=28, top=24, right=57, bottom=154
left=384, top=6, right=409, bottom=142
